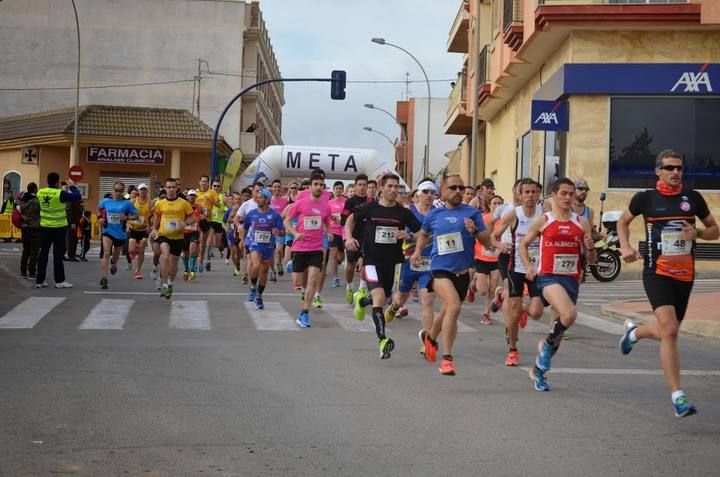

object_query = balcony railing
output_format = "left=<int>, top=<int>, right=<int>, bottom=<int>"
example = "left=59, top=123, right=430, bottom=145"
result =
left=447, top=71, right=467, bottom=116
left=537, top=0, right=688, bottom=5
left=478, top=45, right=490, bottom=86
left=240, top=132, right=256, bottom=155
left=503, top=0, right=524, bottom=32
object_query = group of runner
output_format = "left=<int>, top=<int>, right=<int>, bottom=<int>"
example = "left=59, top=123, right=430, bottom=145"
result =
left=93, top=148, right=718, bottom=418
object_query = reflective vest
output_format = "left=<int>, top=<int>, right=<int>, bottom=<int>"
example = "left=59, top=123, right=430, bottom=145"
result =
left=211, top=193, right=226, bottom=222
left=37, top=187, right=67, bottom=228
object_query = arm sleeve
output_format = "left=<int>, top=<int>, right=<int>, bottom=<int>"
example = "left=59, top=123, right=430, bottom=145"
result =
left=692, top=191, right=710, bottom=220
left=628, top=191, right=647, bottom=217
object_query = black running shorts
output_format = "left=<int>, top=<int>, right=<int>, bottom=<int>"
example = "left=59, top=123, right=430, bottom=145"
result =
left=643, top=273, right=694, bottom=322
left=292, top=250, right=324, bottom=273
left=428, top=270, right=471, bottom=303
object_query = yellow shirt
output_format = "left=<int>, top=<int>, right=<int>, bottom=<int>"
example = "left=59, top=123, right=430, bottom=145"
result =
left=196, top=188, right=219, bottom=217
left=129, top=197, right=152, bottom=231
left=155, top=197, right=193, bottom=240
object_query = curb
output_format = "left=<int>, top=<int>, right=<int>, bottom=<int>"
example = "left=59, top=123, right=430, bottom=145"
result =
left=601, top=301, right=720, bottom=340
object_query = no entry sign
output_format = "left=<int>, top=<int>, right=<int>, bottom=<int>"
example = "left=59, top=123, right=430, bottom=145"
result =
left=68, top=165, right=84, bottom=181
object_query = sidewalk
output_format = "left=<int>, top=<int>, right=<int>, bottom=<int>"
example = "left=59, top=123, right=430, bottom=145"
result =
left=602, top=291, right=720, bottom=340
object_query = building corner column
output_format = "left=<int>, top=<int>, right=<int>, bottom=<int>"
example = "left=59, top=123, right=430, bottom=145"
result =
left=171, top=149, right=181, bottom=178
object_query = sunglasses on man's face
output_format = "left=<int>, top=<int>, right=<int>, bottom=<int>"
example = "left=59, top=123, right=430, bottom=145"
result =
left=660, top=165, right=683, bottom=172
left=212, top=184, right=221, bottom=188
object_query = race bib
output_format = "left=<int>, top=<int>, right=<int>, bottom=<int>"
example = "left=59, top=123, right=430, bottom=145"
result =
left=410, top=256, right=431, bottom=272
left=528, top=245, right=540, bottom=267
left=106, top=213, right=123, bottom=225
left=131, top=216, right=145, bottom=226
left=501, top=229, right=513, bottom=245
left=303, top=215, right=321, bottom=231
left=375, top=226, right=397, bottom=244
left=661, top=229, right=691, bottom=256
left=185, top=222, right=198, bottom=232
left=553, top=254, right=578, bottom=275
left=482, top=245, right=499, bottom=258
left=254, top=229, right=272, bottom=244
left=164, top=220, right=181, bottom=232
left=437, top=232, right=463, bottom=255
left=211, top=208, right=222, bottom=221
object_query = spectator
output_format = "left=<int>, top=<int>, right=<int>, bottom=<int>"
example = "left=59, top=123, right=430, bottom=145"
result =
left=65, top=198, right=83, bottom=261
left=79, top=210, right=92, bottom=261
left=18, top=182, right=40, bottom=279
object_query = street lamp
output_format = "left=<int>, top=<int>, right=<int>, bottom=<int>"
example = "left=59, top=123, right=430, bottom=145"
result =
left=364, top=103, right=399, bottom=124
left=371, top=37, right=431, bottom=179
left=362, top=126, right=395, bottom=148
left=70, top=0, right=80, bottom=166
left=364, top=104, right=408, bottom=182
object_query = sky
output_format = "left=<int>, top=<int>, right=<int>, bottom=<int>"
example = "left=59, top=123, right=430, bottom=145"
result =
left=259, top=0, right=462, bottom=161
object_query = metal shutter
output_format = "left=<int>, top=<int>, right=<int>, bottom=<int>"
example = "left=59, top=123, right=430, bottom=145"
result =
left=99, top=173, right=152, bottom=199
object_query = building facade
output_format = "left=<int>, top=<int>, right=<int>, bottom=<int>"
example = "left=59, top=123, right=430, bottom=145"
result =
left=0, top=0, right=283, bottom=172
left=446, top=0, right=720, bottom=234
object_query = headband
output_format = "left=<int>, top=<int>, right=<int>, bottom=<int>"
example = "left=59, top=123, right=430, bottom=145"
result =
left=418, top=180, right=437, bottom=192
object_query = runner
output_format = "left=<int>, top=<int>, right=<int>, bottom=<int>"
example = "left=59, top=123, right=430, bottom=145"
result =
left=284, top=169, right=332, bottom=328
left=341, top=174, right=372, bottom=304
left=128, top=183, right=152, bottom=279
left=234, top=182, right=263, bottom=281
left=181, top=189, right=203, bottom=281
left=240, top=189, right=285, bottom=310
left=196, top=175, right=221, bottom=272
left=617, top=150, right=718, bottom=417
left=150, top=188, right=167, bottom=289
left=367, top=179, right=377, bottom=201
left=521, top=178, right=595, bottom=391
left=492, top=178, right=545, bottom=366
left=346, top=173, right=421, bottom=359
left=151, top=178, right=195, bottom=299
left=270, top=179, right=289, bottom=280
left=98, top=181, right=138, bottom=289
left=282, top=181, right=299, bottom=273
left=328, top=181, right=346, bottom=288
left=412, top=175, right=493, bottom=375
left=207, top=179, right=227, bottom=268
left=387, top=179, right=437, bottom=351
left=470, top=178, right=495, bottom=213
left=473, top=194, right=503, bottom=325
left=224, top=192, right=243, bottom=277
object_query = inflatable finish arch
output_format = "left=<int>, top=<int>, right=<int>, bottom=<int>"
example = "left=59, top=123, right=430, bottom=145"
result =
left=231, top=145, right=406, bottom=191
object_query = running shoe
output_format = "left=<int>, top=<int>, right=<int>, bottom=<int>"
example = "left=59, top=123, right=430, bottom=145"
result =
left=490, top=287, right=504, bottom=313
left=353, top=288, right=368, bottom=321
left=529, top=366, right=550, bottom=391
left=205, top=261, right=211, bottom=272
left=160, top=285, right=170, bottom=299
left=54, top=281, right=73, bottom=289
left=439, top=356, right=456, bottom=376
left=183, top=272, right=189, bottom=281
left=411, top=288, right=419, bottom=303
left=35, top=282, right=48, bottom=289
left=151, top=267, right=158, bottom=280
left=125, top=263, right=132, bottom=271
left=248, top=287, right=257, bottom=302
left=379, top=337, right=395, bottom=360
left=296, top=310, right=310, bottom=328
left=420, top=330, right=438, bottom=363
left=504, top=349, right=520, bottom=367
left=332, top=277, right=340, bottom=288
left=190, top=271, right=196, bottom=280
left=225, top=259, right=230, bottom=265
left=619, top=319, right=638, bottom=355
left=255, top=296, right=264, bottom=310
left=242, top=275, right=248, bottom=285
left=233, top=268, right=242, bottom=277
left=198, top=262, right=204, bottom=274
left=156, top=277, right=162, bottom=290
left=417, top=330, right=426, bottom=356
left=480, top=313, right=493, bottom=326
left=134, top=270, right=143, bottom=280
left=110, top=261, right=117, bottom=275
left=395, top=306, right=409, bottom=320
left=312, top=295, right=323, bottom=309
left=519, top=311, right=528, bottom=329
left=277, top=264, right=284, bottom=277
left=167, top=284, right=173, bottom=299
left=673, top=395, right=697, bottom=418
left=384, top=305, right=397, bottom=324
left=345, top=287, right=354, bottom=305
left=270, top=270, right=277, bottom=283
left=466, top=286, right=475, bottom=303
left=100, top=277, right=108, bottom=290
left=286, top=261, right=293, bottom=274
left=535, top=341, right=553, bottom=373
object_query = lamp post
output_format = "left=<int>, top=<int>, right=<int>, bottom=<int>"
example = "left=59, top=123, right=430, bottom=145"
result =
left=364, top=104, right=408, bottom=182
left=70, top=0, right=80, bottom=166
left=371, top=37, right=431, bottom=179
left=362, top=126, right=396, bottom=148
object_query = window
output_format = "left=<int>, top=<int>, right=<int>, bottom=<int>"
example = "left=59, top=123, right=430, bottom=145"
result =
left=543, top=131, right=566, bottom=195
left=518, top=131, right=531, bottom=180
left=2, top=171, right=21, bottom=202
left=609, top=98, right=720, bottom=190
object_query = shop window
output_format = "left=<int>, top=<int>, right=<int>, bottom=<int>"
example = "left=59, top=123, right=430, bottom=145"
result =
left=609, top=98, right=720, bottom=190
left=543, top=131, right=567, bottom=195
left=2, top=171, right=22, bottom=202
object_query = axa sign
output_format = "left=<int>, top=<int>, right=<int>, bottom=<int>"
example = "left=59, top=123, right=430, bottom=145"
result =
left=531, top=100, right=568, bottom=132
left=671, top=70, right=713, bottom=93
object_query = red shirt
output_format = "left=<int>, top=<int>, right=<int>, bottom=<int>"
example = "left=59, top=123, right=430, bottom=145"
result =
left=538, top=212, right=584, bottom=280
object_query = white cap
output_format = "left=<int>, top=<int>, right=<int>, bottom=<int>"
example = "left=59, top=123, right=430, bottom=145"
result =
left=418, top=180, right=437, bottom=192
left=187, top=189, right=198, bottom=196
left=137, top=183, right=148, bottom=190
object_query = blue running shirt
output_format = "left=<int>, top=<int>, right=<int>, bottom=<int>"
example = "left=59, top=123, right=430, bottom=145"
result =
left=243, top=207, right=285, bottom=250
left=99, top=198, right=138, bottom=240
left=421, top=203, right=485, bottom=273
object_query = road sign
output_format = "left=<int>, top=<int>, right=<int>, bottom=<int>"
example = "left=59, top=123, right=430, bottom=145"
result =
left=68, top=165, right=84, bottom=181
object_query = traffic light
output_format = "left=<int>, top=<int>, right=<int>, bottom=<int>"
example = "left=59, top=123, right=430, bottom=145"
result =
left=330, top=70, right=346, bottom=100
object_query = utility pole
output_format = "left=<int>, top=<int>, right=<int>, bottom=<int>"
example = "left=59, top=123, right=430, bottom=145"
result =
left=196, top=58, right=209, bottom=118
left=470, top=0, right=480, bottom=185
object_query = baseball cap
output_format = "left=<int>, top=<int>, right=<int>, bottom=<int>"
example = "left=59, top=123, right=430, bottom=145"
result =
left=187, top=189, right=198, bottom=196
left=261, top=189, right=272, bottom=199
left=137, top=183, right=148, bottom=190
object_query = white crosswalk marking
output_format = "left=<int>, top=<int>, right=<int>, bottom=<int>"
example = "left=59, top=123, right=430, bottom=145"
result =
left=79, top=299, right=133, bottom=330
left=0, top=297, right=65, bottom=329
left=243, top=301, right=298, bottom=331
left=322, top=303, right=376, bottom=332
left=169, top=301, right=211, bottom=330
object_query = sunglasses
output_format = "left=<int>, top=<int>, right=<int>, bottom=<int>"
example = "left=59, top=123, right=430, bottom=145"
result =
left=289, top=186, right=298, bottom=190
left=660, top=165, right=683, bottom=172
left=212, top=184, right=221, bottom=188
left=576, top=186, right=590, bottom=192
left=446, top=185, right=463, bottom=191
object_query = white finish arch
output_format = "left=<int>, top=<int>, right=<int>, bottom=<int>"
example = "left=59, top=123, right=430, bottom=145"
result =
left=231, top=145, right=405, bottom=191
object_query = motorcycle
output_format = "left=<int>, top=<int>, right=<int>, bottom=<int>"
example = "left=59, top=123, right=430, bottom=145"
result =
left=588, top=192, right=623, bottom=282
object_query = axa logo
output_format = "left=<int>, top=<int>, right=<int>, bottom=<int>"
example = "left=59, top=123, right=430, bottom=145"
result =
left=671, top=65, right=713, bottom=93
left=534, top=112, right=558, bottom=125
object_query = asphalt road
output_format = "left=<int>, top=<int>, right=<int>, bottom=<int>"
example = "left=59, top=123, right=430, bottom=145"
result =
left=1, top=244, right=719, bottom=476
